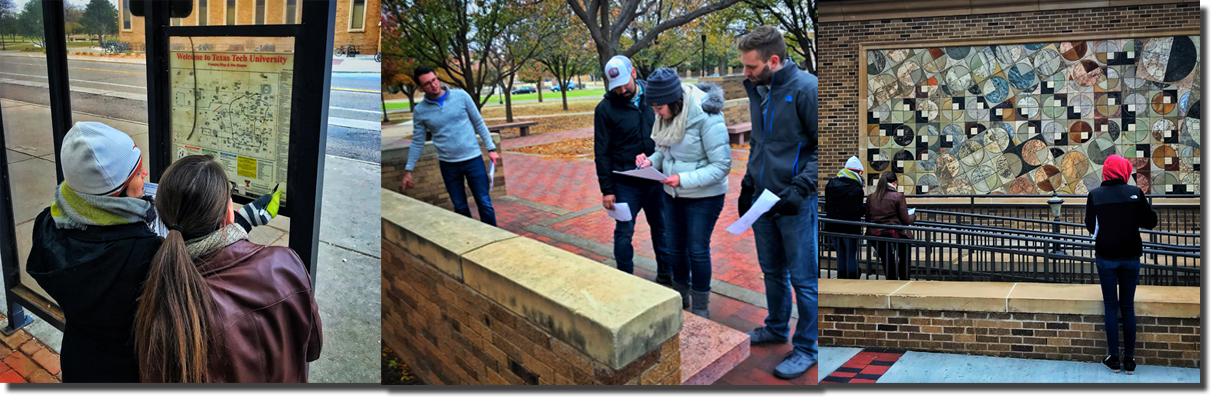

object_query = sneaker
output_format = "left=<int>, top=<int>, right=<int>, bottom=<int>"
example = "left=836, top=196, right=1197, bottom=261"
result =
left=1102, top=355, right=1121, bottom=373
left=773, top=350, right=817, bottom=380
left=746, top=326, right=787, bottom=346
left=1123, top=356, right=1136, bottom=375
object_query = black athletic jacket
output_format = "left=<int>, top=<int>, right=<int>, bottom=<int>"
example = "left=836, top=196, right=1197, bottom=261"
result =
left=1085, top=180, right=1159, bottom=260
left=594, top=81, right=657, bottom=195
left=824, top=175, right=865, bottom=234
left=741, top=60, right=818, bottom=201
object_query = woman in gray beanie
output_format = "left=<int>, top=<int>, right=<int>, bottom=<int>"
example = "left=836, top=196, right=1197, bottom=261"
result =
left=634, top=67, right=731, bottom=318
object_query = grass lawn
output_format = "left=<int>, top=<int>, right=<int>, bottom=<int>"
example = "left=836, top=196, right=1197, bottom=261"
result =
left=1, top=41, right=99, bottom=52
left=384, top=88, right=606, bottom=110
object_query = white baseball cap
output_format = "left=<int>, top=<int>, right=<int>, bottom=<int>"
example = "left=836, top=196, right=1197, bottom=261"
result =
left=604, top=56, right=634, bottom=91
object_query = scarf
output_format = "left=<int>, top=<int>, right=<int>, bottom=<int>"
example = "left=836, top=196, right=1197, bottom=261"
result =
left=50, top=182, right=155, bottom=230
left=837, top=168, right=864, bottom=184
left=185, top=223, right=249, bottom=260
left=651, top=83, right=698, bottom=152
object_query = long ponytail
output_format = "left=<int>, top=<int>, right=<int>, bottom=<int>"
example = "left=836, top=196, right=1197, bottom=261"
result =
left=135, top=155, right=230, bottom=383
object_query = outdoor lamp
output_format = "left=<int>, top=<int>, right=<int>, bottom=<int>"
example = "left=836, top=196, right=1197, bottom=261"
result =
left=1047, top=191, right=1064, bottom=219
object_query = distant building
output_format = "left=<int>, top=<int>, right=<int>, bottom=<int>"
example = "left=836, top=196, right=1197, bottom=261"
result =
left=117, top=0, right=380, bottom=54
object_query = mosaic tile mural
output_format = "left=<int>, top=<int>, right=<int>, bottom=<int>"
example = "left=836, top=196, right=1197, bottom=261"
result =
left=864, top=37, right=1201, bottom=195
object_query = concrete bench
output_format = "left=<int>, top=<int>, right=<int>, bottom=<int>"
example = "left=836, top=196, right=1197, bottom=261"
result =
left=726, top=122, right=751, bottom=145
left=487, top=121, right=539, bottom=137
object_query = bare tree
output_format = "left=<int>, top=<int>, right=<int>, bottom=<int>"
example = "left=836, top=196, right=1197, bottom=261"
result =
left=566, top=0, right=745, bottom=75
left=743, top=0, right=815, bottom=73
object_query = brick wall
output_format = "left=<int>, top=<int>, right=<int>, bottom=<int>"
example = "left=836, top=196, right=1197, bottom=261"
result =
left=383, top=240, right=682, bottom=385
left=119, top=0, right=380, bottom=53
left=820, top=307, right=1200, bottom=368
left=381, top=135, right=508, bottom=211
left=818, top=2, right=1202, bottom=194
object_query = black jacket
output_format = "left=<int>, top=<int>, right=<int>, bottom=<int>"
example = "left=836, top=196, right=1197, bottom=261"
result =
left=824, top=175, right=865, bottom=234
left=1085, top=180, right=1158, bottom=260
left=741, top=60, right=818, bottom=201
left=25, top=207, right=162, bottom=383
left=594, top=81, right=657, bottom=195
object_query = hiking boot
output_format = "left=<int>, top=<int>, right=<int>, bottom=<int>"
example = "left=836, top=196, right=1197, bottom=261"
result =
left=655, top=273, right=674, bottom=289
left=773, top=350, right=817, bottom=380
left=1123, top=356, right=1136, bottom=375
left=1103, top=355, right=1121, bottom=373
left=746, top=326, right=787, bottom=345
left=690, top=290, right=710, bottom=318
left=672, top=282, right=691, bottom=310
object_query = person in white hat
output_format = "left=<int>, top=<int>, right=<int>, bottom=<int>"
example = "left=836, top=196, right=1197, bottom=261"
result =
left=24, top=122, right=160, bottom=382
left=824, top=156, right=866, bottom=279
left=593, top=55, right=674, bottom=287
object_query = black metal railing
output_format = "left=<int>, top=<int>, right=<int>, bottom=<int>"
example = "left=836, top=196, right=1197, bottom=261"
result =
left=816, top=216, right=1200, bottom=286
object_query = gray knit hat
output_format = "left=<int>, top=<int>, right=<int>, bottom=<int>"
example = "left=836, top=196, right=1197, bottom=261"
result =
left=646, top=68, right=683, bottom=106
left=60, top=122, right=143, bottom=196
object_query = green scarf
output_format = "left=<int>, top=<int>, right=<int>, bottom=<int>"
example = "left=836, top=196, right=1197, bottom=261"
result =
left=50, top=183, right=154, bottom=230
left=837, top=168, right=863, bottom=184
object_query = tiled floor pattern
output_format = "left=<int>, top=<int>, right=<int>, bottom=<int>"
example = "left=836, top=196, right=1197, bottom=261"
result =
left=819, top=348, right=905, bottom=383
left=0, top=313, right=61, bottom=383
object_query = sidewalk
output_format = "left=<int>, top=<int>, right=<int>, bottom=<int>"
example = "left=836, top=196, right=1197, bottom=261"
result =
left=818, top=346, right=1200, bottom=383
left=1, top=99, right=381, bottom=383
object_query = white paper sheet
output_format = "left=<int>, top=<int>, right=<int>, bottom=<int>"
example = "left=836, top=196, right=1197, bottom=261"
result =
left=488, top=161, right=496, bottom=191
left=606, top=203, right=633, bottom=222
left=726, top=189, right=781, bottom=235
left=613, top=167, right=669, bottom=181
left=908, top=208, right=916, bottom=216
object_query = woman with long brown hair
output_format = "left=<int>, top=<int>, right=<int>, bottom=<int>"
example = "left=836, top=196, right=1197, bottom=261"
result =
left=135, top=155, right=322, bottom=383
left=865, top=171, right=915, bottom=280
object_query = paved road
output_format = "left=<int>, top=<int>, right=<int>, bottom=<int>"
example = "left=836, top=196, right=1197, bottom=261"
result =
left=0, top=53, right=381, bottom=162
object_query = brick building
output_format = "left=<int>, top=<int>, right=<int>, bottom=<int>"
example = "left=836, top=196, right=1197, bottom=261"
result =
left=117, top=0, right=380, bottom=53
left=817, top=0, right=1201, bottom=195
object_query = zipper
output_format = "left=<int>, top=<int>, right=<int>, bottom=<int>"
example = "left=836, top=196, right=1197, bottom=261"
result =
left=759, top=90, right=773, bottom=191
left=793, top=142, right=802, bottom=177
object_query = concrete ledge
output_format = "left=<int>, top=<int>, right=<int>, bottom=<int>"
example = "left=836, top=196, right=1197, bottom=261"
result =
left=382, top=190, right=683, bottom=371
left=381, top=189, right=517, bottom=280
left=678, top=312, right=750, bottom=385
left=462, top=237, right=682, bottom=370
left=822, top=279, right=1201, bottom=318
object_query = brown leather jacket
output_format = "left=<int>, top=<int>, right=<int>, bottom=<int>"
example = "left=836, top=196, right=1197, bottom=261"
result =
left=865, top=188, right=915, bottom=238
left=196, top=240, right=323, bottom=383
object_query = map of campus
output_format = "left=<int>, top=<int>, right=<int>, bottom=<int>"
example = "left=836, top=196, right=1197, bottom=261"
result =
left=170, top=51, right=293, bottom=205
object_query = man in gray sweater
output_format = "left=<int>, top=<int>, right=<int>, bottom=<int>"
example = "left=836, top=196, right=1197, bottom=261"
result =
left=402, top=65, right=499, bottom=226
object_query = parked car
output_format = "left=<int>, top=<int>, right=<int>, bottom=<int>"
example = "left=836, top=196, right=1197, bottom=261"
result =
left=512, top=86, right=536, bottom=94
left=550, top=83, right=577, bottom=92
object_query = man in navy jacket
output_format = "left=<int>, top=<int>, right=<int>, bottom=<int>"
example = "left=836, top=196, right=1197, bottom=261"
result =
left=735, top=25, right=819, bottom=380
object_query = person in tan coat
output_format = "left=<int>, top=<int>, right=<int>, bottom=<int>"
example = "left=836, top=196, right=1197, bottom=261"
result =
left=865, top=171, right=915, bottom=280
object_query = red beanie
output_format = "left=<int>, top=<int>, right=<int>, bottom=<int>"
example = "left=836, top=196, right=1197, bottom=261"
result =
left=1102, top=154, right=1133, bottom=182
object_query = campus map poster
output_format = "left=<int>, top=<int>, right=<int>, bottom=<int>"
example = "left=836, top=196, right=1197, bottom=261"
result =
left=169, top=50, right=292, bottom=206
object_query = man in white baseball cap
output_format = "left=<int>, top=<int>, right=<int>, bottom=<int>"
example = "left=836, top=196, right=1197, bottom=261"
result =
left=24, top=121, right=161, bottom=382
left=593, top=55, right=674, bottom=289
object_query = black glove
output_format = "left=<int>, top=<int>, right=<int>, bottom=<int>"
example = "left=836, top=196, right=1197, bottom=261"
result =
left=772, top=186, right=806, bottom=216
left=738, top=183, right=755, bottom=217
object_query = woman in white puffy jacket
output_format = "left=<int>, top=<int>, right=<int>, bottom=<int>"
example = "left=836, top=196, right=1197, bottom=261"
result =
left=635, top=68, right=731, bottom=318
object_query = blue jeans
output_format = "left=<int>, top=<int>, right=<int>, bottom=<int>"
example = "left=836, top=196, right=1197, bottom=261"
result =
left=1096, top=257, right=1140, bottom=357
left=438, top=156, right=496, bottom=226
left=833, top=236, right=859, bottom=279
left=611, top=181, right=671, bottom=276
left=663, top=193, right=725, bottom=293
left=752, top=197, right=819, bottom=360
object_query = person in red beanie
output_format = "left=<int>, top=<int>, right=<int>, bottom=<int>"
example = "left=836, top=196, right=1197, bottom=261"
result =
left=1085, top=154, right=1158, bottom=375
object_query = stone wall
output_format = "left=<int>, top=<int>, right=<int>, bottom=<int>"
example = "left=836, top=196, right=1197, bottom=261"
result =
left=817, top=0, right=1202, bottom=195
left=819, top=279, right=1201, bottom=367
left=698, top=75, right=751, bottom=127
left=381, top=134, right=508, bottom=210
left=382, top=191, right=685, bottom=385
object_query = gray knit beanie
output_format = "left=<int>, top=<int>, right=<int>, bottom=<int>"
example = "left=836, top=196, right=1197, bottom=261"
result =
left=646, top=68, right=683, bottom=106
